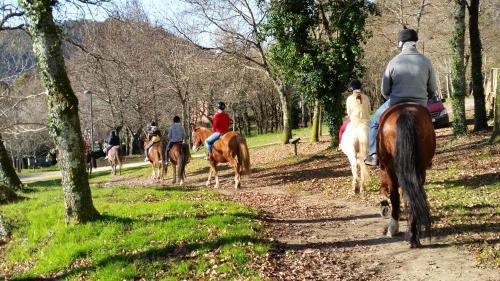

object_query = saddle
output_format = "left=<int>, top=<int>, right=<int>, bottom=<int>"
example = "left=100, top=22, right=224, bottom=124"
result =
left=150, top=135, right=161, bottom=143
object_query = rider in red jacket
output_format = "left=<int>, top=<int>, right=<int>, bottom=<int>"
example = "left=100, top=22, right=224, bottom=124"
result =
left=205, top=102, right=231, bottom=160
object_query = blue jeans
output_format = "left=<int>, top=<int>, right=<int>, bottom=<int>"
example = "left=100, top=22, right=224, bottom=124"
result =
left=205, top=132, right=222, bottom=154
left=369, top=100, right=391, bottom=156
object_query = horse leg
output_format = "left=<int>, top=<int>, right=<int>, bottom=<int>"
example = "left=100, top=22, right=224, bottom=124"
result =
left=226, top=156, right=240, bottom=189
left=359, top=158, right=369, bottom=194
left=213, top=164, right=220, bottom=189
left=151, top=163, right=156, bottom=180
left=172, top=164, right=177, bottom=184
left=206, top=167, right=213, bottom=187
left=387, top=177, right=400, bottom=237
left=346, top=152, right=359, bottom=194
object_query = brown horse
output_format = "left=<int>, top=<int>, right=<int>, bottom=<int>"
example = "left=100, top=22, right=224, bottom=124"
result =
left=166, top=143, right=191, bottom=185
left=377, top=103, right=436, bottom=248
left=107, top=146, right=123, bottom=175
left=144, top=139, right=165, bottom=180
left=192, top=127, right=250, bottom=189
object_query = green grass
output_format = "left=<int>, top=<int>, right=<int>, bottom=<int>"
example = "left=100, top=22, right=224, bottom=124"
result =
left=17, top=165, right=60, bottom=174
left=243, top=125, right=328, bottom=148
left=425, top=164, right=500, bottom=267
left=1, top=178, right=268, bottom=279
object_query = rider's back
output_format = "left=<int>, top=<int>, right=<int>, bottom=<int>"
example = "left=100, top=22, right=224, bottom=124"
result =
left=382, top=48, right=437, bottom=106
left=346, top=92, right=370, bottom=123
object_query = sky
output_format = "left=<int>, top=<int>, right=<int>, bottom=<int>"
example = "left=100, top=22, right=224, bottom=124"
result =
left=2, top=0, right=185, bottom=26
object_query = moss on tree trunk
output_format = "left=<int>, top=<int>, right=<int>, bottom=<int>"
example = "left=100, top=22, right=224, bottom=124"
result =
left=0, top=183, right=18, bottom=203
left=278, top=84, right=292, bottom=144
left=491, top=71, right=500, bottom=143
left=450, top=0, right=467, bottom=136
left=0, top=134, right=22, bottom=190
left=20, top=0, right=99, bottom=223
left=311, top=100, right=320, bottom=143
left=323, top=98, right=343, bottom=148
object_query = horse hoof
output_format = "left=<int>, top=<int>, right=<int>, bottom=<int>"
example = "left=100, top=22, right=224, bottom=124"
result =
left=179, top=180, right=184, bottom=185
left=410, top=241, right=422, bottom=248
left=205, top=181, right=211, bottom=187
left=380, top=206, right=390, bottom=218
left=386, top=218, right=399, bottom=237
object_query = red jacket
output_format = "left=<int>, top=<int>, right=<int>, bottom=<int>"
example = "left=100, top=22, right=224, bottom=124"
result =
left=213, top=112, right=231, bottom=133
left=339, top=118, right=350, bottom=143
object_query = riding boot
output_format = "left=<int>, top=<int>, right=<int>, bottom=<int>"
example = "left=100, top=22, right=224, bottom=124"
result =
left=364, top=154, right=379, bottom=166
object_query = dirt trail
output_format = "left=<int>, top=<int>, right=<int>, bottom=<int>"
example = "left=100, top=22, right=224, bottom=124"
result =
left=205, top=139, right=499, bottom=280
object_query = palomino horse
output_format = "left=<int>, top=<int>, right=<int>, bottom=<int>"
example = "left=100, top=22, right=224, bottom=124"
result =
left=192, top=127, right=250, bottom=189
left=166, top=143, right=191, bottom=185
left=377, top=103, right=436, bottom=248
left=107, top=146, right=123, bottom=175
left=340, top=92, right=370, bottom=194
left=144, top=139, right=165, bottom=180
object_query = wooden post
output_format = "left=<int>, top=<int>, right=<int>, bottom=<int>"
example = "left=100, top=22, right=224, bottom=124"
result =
left=289, top=137, right=301, bottom=156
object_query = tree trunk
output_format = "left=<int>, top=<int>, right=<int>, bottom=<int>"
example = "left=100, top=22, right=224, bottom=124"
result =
left=318, top=106, right=323, bottom=137
left=181, top=99, right=190, bottom=143
left=450, top=0, right=467, bottom=136
left=277, top=84, right=292, bottom=144
left=323, top=98, right=343, bottom=147
left=20, top=0, right=99, bottom=224
left=490, top=71, right=500, bottom=143
left=468, top=0, right=488, bottom=131
left=311, top=100, right=320, bottom=143
left=301, top=94, right=307, bottom=128
left=0, top=183, right=18, bottom=203
left=242, top=107, right=251, bottom=136
left=0, top=134, right=22, bottom=190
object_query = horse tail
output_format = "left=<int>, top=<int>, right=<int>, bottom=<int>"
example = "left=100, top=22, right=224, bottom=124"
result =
left=178, top=143, right=190, bottom=181
left=396, top=109, right=431, bottom=233
left=117, top=147, right=123, bottom=171
left=238, top=136, right=251, bottom=174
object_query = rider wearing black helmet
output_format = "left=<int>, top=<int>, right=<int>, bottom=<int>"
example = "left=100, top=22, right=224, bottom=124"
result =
left=144, top=120, right=161, bottom=162
left=165, top=116, right=185, bottom=164
left=103, top=130, right=120, bottom=159
left=204, top=101, right=231, bottom=160
left=364, top=28, right=438, bottom=166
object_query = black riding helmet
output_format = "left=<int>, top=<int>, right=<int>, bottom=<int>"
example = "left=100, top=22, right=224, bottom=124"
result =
left=217, top=101, right=226, bottom=111
left=149, top=120, right=157, bottom=127
left=173, top=116, right=181, bottom=123
left=348, top=79, right=362, bottom=92
left=398, top=28, right=418, bottom=43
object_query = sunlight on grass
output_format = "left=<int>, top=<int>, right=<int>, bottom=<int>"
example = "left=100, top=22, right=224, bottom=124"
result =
left=1, top=183, right=268, bottom=280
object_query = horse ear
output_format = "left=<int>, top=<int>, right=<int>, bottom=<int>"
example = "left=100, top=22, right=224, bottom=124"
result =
left=190, top=123, right=197, bottom=131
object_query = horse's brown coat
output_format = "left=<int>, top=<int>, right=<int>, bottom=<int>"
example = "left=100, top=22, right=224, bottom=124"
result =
left=192, top=127, right=250, bottom=189
left=377, top=102, right=436, bottom=248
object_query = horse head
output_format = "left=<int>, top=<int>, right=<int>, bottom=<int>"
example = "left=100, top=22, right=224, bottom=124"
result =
left=191, top=128, right=204, bottom=151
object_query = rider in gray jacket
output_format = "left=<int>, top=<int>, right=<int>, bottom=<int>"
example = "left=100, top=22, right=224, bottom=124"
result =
left=165, top=116, right=185, bottom=163
left=364, top=28, right=438, bottom=166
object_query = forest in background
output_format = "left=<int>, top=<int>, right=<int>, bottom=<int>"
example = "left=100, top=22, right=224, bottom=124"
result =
left=1, top=0, right=499, bottom=163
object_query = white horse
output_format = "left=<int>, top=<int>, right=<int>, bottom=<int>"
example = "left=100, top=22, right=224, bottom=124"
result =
left=340, top=91, right=371, bottom=194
